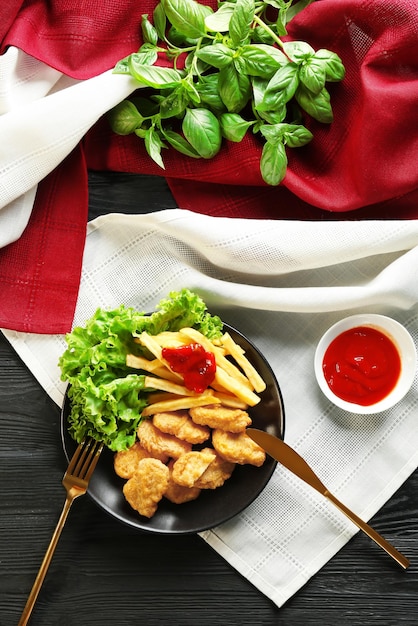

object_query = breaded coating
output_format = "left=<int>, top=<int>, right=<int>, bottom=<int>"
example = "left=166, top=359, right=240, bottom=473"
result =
left=122, top=458, right=169, bottom=518
left=165, top=462, right=201, bottom=504
left=114, top=441, right=168, bottom=479
left=137, top=418, right=192, bottom=459
left=212, top=429, right=266, bottom=466
left=153, top=410, right=210, bottom=444
left=189, top=404, right=252, bottom=433
left=171, top=449, right=216, bottom=488
left=194, top=448, right=235, bottom=489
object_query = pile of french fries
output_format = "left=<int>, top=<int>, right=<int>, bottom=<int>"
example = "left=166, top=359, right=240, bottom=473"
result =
left=126, top=327, right=266, bottom=417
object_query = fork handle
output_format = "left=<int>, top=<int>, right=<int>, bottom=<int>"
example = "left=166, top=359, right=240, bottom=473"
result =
left=18, top=497, right=74, bottom=626
left=324, top=490, right=410, bottom=570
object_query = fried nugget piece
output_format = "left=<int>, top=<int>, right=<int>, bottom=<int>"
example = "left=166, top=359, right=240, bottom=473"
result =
left=194, top=448, right=235, bottom=489
left=164, top=461, right=202, bottom=504
left=189, top=404, right=252, bottom=433
left=153, top=410, right=210, bottom=444
left=137, top=418, right=192, bottom=459
left=212, top=429, right=266, bottom=466
left=171, top=449, right=216, bottom=488
left=123, top=458, right=169, bottom=518
left=114, top=441, right=168, bottom=479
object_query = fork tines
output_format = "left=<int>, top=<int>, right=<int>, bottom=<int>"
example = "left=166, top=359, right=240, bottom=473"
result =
left=67, top=438, right=104, bottom=481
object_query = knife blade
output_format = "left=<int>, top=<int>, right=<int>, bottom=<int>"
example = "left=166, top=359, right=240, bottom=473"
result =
left=246, top=428, right=410, bottom=569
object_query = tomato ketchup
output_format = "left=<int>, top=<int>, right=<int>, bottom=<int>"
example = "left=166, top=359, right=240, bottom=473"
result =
left=162, top=343, right=216, bottom=393
left=322, top=326, right=401, bottom=406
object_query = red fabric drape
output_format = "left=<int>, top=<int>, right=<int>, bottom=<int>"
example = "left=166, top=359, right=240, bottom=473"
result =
left=1, top=0, right=417, bottom=333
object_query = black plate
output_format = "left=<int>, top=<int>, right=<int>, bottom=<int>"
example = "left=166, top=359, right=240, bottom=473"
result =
left=61, top=324, right=285, bottom=535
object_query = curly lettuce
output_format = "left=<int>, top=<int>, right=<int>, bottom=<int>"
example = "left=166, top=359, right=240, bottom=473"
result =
left=59, top=289, right=223, bottom=451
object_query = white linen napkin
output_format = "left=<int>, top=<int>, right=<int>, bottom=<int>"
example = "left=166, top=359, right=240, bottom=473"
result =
left=0, top=47, right=138, bottom=245
left=3, top=210, right=418, bottom=607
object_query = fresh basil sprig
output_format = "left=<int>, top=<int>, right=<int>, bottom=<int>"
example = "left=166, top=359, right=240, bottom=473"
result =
left=109, top=0, right=345, bottom=185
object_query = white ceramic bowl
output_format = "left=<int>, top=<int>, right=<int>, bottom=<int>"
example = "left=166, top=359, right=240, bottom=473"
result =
left=314, top=314, right=417, bottom=414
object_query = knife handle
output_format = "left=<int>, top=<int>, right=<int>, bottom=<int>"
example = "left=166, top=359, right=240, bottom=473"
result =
left=324, top=490, right=410, bottom=569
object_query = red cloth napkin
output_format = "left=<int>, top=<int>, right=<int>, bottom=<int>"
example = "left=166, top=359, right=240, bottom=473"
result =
left=1, top=0, right=418, bottom=334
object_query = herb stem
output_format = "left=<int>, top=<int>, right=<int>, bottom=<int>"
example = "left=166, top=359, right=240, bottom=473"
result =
left=252, top=14, right=285, bottom=49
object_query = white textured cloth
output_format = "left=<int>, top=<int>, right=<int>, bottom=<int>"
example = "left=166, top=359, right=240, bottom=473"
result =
left=3, top=210, right=418, bottom=607
left=0, top=47, right=137, bottom=245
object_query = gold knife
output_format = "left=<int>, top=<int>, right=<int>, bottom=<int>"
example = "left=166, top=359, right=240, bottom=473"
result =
left=246, top=428, right=410, bottom=569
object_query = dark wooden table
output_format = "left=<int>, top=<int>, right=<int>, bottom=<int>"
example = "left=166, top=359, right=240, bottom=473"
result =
left=1, top=172, right=417, bottom=626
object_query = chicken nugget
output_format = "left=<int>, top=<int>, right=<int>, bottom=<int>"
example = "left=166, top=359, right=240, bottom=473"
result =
left=171, top=449, right=216, bottom=488
left=212, top=429, right=266, bottom=466
left=194, top=448, right=235, bottom=489
left=165, top=461, right=201, bottom=504
left=123, top=458, right=169, bottom=518
left=137, top=418, right=192, bottom=459
left=153, top=410, right=210, bottom=444
left=189, top=404, right=252, bottom=433
left=114, top=441, right=168, bottom=479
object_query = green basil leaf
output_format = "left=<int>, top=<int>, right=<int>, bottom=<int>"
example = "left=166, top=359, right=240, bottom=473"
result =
left=260, top=140, right=287, bottom=185
left=240, top=45, right=281, bottom=78
left=250, top=25, right=275, bottom=44
left=195, top=74, right=227, bottom=115
left=182, top=79, right=201, bottom=105
left=259, top=123, right=283, bottom=143
left=258, top=62, right=299, bottom=110
left=229, top=0, right=255, bottom=46
left=167, top=25, right=198, bottom=46
left=131, top=96, right=159, bottom=117
left=196, top=43, right=234, bottom=69
left=252, top=44, right=287, bottom=66
left=113, top=56, right=131, bottom=75
left=129, top=58, right=183, bottom=88
left=283, top=41, right=315, bottom=63
left=182, top=108, right=222, bottom=158
left=205, top=2, right=235, bottom=32
left=108, top=101, right=144, bottom=135
left=153, top=3, right=167, bottom=40
left=141, top=14, right=159, bottom=46
left=295, top=85, right=333, bottom=123
left=299, top=59, right=326, bottom=94
left=158, top=86, right=190, bottom=119
left=144, top=127, right=166, bottom=169
left=285, top=0, right=315, bottom=22
left=126, top=48, right=159, bottom=68
left=282, top=124, right=313, bottom=148
left=259, top=108, right=287, bottom=124
left=314, top=49, right=345, bottom=81
left=218, top=63, right=251, bottom=112
left=161, top=0, right=211, bottom=39
left=162, top=129, right=201, bottom=157
left=276, top=7, right=289, bottom=37
left=251, top=75, right=269, bottom=108
left=134, top=127, right=147, bottom=139
left=220, top=113, right=253, bottom=141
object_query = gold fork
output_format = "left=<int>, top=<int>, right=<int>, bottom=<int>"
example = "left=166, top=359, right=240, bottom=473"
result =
left=18, top=437, right=104, bottom=626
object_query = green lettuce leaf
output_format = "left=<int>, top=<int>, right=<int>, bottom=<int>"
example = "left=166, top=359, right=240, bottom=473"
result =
left=59, top=289, right=223, bottom=451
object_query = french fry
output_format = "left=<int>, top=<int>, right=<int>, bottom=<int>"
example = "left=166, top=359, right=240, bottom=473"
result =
left=144, top=375, right=205, bottom=397
left=214, top=366, right=261, bottom=406
left=210, top=391, right=248, bottom=409
left=126, top=354, right=180, bottom=382
left=137, top=332, right=183, bottom=381
left=126, top=354, right=162, bottom=372
left=141, top=394, right=220, bottom=417
left=221, top=333, right=266, bottom=393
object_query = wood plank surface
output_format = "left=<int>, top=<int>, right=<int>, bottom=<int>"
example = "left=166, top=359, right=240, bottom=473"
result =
left=1, top=172, right=417, bottom=626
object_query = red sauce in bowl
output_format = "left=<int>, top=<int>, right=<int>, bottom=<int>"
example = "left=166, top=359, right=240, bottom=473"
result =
left=322, top=326, right=401, bottom=406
